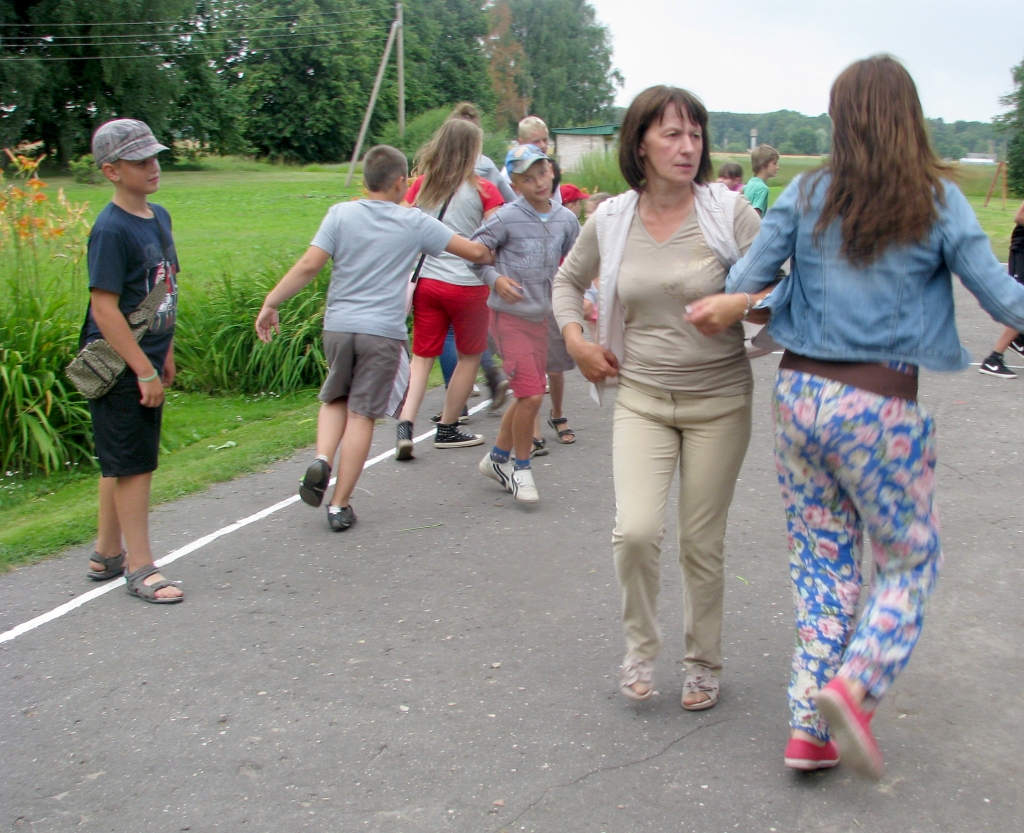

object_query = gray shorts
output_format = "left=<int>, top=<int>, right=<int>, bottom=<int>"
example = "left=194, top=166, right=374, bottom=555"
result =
left=320, top=331, right=404, bottom=418
left=546, top=313, right=576, bottom=373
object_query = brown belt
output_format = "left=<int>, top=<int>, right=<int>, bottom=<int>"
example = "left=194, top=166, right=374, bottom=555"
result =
left=779, top=351, right=918, bottom=401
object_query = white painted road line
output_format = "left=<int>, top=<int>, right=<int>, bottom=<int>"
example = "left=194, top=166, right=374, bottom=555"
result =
left=0, top=398, right=494, bottom=646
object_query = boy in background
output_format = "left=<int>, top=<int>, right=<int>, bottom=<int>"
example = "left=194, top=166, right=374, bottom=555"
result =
left=743, top=145, right=779, bottom=216
left=559, top=183, right=588, bottom=218
left=716, top=161, right=744, bottom=192
left=255, top=146, right=492, bottom=531
left=979, top=199, right=1024, bottom=378
left=84, top=119, right=183, bottom=603
left=473, top=145, right=580, bottom=502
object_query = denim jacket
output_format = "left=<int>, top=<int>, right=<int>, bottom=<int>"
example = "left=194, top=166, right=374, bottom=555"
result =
left=725, top=173, right=1024, bottom=371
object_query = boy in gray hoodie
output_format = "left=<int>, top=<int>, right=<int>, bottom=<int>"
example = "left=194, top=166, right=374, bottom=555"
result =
left=471, top=145, right=580, bottom=503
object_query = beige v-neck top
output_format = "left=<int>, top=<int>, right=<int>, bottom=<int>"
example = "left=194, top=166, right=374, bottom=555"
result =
left=555, top=199, right=761, bottom=395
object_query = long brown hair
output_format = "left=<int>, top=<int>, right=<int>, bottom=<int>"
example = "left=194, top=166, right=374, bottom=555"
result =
left=809, top=55, right=952, bottom=265
left=618, top=85, right=713, bottom=192
left=412, top=118, right=483, bottom=209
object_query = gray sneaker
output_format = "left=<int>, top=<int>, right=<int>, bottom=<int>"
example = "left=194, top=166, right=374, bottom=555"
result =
left=395, top=420, right=415, bottom=460
left=327, top=504, right=356, bottom=531
left=299, top=458, right=331, bottom=507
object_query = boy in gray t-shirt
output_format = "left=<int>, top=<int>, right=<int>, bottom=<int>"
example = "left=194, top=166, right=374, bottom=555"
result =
left=255, top=145, right=492, bottom=532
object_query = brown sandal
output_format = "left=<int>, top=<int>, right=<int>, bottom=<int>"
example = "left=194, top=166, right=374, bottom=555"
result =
left=124, top=564, right=184, bottom=604
left=547, top=413, right=575, bottom=444
left=87, top=551, right=125, bottom=581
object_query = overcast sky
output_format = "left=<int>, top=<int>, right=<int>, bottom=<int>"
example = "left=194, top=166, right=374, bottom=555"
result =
left=586, top=0, right=1024, bottom=123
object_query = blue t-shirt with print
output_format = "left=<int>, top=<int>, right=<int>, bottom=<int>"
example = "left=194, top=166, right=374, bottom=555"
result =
left=83, top=202, right=179, bottom=372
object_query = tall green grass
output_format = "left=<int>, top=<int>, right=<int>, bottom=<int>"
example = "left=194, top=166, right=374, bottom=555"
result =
left=174, top=261, right=330, bottom=394
left=563, top=151, right=628, bottom=195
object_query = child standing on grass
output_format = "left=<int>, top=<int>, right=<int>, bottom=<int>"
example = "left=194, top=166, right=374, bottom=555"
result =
left=255, top=145, right=492, bottom=531
left=743, top=145, right=779, bottom=216
left=473, top=145, right=580, bottom=503
left=83, top=119, right=183, bottom=603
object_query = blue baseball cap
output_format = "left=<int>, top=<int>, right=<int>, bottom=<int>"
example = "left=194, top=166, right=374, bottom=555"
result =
left=505, top=143, right=550, bottom=176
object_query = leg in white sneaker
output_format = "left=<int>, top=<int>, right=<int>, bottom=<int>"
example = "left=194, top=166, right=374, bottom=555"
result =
left=510, top=466, right=539, bottom=502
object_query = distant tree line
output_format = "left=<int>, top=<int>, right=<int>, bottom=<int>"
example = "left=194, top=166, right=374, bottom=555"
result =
left=0, top=0, right=622, bottom=165
left=702, top=109, right=1008, bottom=160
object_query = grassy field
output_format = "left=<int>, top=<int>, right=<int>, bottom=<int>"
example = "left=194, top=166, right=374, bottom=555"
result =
left=711, top=154, right=1018, bottom=259
left=53, top=159, right=363, bottom=286
left=2, top=155, right=1018, bottom=571
left=0, top=390, right=321, bottom=570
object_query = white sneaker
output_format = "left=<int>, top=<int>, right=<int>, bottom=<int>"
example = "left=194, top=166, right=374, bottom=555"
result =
left=509, top=468, right=539, bottom=503
left=479, top=451, right=512, bottom=490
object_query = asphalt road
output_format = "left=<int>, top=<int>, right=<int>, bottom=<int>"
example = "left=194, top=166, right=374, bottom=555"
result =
left=2, top=283, right=1022, bottom=833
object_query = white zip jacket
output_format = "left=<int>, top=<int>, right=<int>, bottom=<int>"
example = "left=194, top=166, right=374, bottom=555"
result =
left=587, top=183, right=741, bottom=404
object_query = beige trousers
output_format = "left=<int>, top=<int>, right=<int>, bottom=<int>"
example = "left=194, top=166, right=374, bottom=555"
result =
left=612, top=379, right=752, bottom=673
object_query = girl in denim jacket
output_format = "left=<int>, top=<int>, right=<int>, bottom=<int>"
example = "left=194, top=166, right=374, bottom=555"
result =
left=687, top=55, right=1024, bottom=779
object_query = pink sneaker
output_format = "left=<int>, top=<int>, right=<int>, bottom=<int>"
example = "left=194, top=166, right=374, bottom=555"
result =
left=784, top=737, right=840, bottom=771
left=814, top=678, right=884, bottom=780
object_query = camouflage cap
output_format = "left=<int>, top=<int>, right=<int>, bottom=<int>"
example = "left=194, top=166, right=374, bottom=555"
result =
left=91, top=119, right=168, bottom=167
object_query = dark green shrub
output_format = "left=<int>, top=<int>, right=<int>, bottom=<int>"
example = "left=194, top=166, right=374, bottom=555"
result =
left=68, top=154, right=103, bottom=185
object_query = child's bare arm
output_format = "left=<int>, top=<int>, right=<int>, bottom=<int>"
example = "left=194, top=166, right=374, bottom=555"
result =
left=445, top=234, right=493, bottom=265
left=90, top=288, right=166, bottom=407
left=1015, top=200, right=1024, bottom=228
left=256, top=246, right=331, bottom=342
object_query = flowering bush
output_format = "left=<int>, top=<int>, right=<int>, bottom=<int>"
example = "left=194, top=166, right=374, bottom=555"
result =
left=0, top=144, right=94, bottom=475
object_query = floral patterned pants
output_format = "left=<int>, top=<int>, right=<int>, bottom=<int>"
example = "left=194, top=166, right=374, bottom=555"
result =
left=773, top=369, right=943, bottom=740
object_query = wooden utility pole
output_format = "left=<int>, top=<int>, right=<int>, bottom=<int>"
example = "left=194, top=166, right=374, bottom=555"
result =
left=346, top=18, right=399, bottom=187
left=397, top=2, right=405, bottom=138
left=983, top=161, right=1008, bottom=210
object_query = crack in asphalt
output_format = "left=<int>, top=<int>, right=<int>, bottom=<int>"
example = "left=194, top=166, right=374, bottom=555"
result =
left=494, top=716, right=739, bottom=832
left=937, top=460, right=980, bottom=486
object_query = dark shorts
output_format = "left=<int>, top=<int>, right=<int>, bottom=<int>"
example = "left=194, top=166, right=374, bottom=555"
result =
left=89, top=372, right=163, bottom=478
left=546, top=312, right=576, bottom=373
left=320, top=331, right=403, bottom=419
left=1010, top=249, right=1023, bottom=283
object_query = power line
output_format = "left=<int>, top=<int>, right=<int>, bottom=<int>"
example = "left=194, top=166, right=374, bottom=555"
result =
left=0, top=35, right=391, bottom=62
left=0, top=4, right=397, bottom=28
left=0, top=20, right=390, bottom=47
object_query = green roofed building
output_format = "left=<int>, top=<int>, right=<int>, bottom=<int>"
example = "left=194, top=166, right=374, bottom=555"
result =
left=551, top=124, right=620, bottom=171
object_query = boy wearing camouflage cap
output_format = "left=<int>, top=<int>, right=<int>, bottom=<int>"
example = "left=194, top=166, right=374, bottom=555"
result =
left=83, top=119, right=183, bottom=603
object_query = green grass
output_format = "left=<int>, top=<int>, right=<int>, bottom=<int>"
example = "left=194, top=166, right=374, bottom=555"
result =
left=51, top=160, right=363, bottom=289
left=0, top=389, right=321, bottom=570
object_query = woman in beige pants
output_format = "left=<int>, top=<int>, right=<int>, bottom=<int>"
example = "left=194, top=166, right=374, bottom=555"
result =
left=553, top=86, right=772, bottom=709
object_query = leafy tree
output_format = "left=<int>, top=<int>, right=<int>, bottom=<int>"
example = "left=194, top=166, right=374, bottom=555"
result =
left=500, top=0, right=621, bottom=129
left=233, top=0, right=385, bottom=163
left=1, top=0, right=497, bottom=164
left=376, top=104, right=510, bottom=165
left=998, top=55, right=1024, bottom=197
left=485, top=1, right=529, bottom=129
left=787, top=125, right=820, bottom=155
left=0, top=0, right=198, bottom=162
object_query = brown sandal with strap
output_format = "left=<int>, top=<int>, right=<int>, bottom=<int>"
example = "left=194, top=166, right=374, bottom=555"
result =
left=87, top=551, right=126, bottom=581
left=124, top=564, right=184, bottom=604
left=547, top=412, right=576, bottom=444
